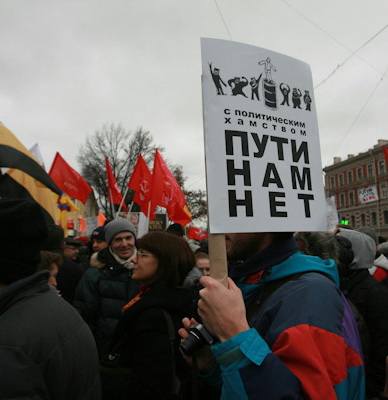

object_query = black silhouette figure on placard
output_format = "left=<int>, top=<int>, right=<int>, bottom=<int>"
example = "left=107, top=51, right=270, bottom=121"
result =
left=292, top=88, right=302, bottom=109
left=209, top=62, right=227, bottom=95
left=250, top=74, right=262, bottom=101
left=303, top=90, right=312, bottom=111
left=280, top=83, right=290, bottom=106
left=228, top=77, right=249, bottom=97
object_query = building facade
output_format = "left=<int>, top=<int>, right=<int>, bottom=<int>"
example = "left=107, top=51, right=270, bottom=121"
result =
left=324, top=140, right=388, bottom=238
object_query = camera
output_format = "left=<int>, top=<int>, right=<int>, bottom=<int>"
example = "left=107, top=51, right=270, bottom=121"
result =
left=179, top=324, right=214, bottom=356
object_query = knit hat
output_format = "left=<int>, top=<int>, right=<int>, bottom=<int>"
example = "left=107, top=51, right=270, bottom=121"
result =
left=105, top=219, right=136, bottom=244
left=91, top=226, right=105, bottom=241
left=0, top=198, right=48, bottom=284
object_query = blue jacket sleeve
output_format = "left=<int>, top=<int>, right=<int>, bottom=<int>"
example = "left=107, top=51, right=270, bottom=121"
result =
left=211, top=329, right=302, bottom=400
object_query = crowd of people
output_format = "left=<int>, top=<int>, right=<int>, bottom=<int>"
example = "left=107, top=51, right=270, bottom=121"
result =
left=2, top=197, right=388, bottom=399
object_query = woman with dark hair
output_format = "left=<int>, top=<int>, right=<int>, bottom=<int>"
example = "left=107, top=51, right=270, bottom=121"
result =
left=101, top=231, right=196, bottom=400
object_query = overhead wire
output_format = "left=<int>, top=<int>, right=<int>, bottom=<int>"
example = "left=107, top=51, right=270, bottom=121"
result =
left=325, top=64, right=388, bottom=166
left=315, top=24, right=388, bottom=89
left=213, top=0, right=388, bottom=168
left=281, top=0, right=388, bottom=165
left=214, top=0, right=233, bottom=41
left=281, top=0, right=388, bottom=88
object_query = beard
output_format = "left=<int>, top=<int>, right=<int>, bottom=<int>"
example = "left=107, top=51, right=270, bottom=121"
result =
left=225, top=233, right=266, bottom=263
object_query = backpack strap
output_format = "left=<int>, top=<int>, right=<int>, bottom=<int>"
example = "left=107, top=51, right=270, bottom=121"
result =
left=161, top=309, right=182, bottom=397
left=246, top=271, right=320, bottom=322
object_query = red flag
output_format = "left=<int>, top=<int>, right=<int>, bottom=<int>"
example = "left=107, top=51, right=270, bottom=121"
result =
left=127, top=154, right=153, bottom=216
left=188, top=226, right=208, bottom=241
left=49, top=152, right=92, bottom=204
left=150, top=150, right=192, bottom=226
left=105, top=157, right=128, bottom=212
left=98, top=211, right=107, bottom=226
left=383, top=146, right=388, bottom=164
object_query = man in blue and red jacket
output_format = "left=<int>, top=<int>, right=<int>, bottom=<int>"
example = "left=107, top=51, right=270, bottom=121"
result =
left=181, top=232, right=365, bottom=399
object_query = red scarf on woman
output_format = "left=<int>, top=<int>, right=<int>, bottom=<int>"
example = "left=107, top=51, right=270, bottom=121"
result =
left=122, top=285, right=151, bottom=312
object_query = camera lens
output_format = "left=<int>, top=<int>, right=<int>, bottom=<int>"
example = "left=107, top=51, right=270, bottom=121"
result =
left=180, top=329, right=203, bottom=356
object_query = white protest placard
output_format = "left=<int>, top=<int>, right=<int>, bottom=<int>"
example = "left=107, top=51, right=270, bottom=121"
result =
left=201, top=38, right=327, bottom=233
left=326, top=196, right=339, bottom=232
left=358, top=186, right=379, bottom=204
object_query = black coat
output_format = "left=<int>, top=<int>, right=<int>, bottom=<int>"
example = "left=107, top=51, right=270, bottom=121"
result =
left=0, top=271, right=101, bottom=399
left=56, top=257, right=85, bottom=304
left=341, top=269, right=388, bottom=398
left=73, top=247, right=139, bottom=357
left=101, top=286, right=195, bottom=400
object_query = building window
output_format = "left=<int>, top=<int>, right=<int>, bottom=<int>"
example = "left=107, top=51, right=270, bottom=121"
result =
left=379, top=160, right=385, bottom=175
left=381, top=183, right=387, bottom=199
left=348, top=171, right=353, bottom=184
left=361, top=214, right=366, bottom=226
left=351, top=215, right=355, bottom=227
left=384, top=210, right=388, bottom=225
left=349, top=191, right=354, bottom=205
left=371, top=212, right=377, bottom=226
left=357, top=167, right=363, bottom=180
left=340, top=193, right=345, bottom=208
left=368, top=164, right=374, bottom=178
left=339, top=174, right=344, bottom=186
left=330, top=176, right=335, bottom=189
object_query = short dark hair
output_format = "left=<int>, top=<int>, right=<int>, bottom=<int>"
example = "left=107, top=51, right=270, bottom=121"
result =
left=334, top=235, right=354, bottom=278
left=166, top=223, right=185, bottom=237
left=137, top=231, right=194, bottom=288
left=273, top=232, right=294, bottom=241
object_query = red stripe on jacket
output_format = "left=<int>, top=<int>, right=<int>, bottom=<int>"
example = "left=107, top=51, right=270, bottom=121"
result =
left=271, top=324, right=363, bottom=399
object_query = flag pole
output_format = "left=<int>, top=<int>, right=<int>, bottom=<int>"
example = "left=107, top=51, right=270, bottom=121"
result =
left=208, top=233, right=228, bottom=287
left=147, top=201, right=151, bottom=220
left=51, top=195, right=59, bottom=224
left=128, top=201, right=134, bottom=214
left=109, top=188, right=115, bottom=219
left=116, top=186, right=129, bottom=216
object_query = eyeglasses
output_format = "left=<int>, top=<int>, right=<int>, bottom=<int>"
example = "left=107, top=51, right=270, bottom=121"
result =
left=137, top=251, right=155, bottom=258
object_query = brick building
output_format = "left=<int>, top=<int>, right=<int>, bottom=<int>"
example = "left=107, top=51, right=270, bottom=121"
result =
left=323, top=140, right=388, bottom=238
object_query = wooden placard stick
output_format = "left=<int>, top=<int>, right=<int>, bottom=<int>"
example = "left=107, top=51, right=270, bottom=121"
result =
left=208, top=233, right=228, bottom=287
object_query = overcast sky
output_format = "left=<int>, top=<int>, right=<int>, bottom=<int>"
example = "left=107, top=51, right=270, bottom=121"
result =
left=1, top=0, right=388, bottom=192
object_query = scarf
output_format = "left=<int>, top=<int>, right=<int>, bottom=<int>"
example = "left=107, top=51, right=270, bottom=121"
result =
left=109, top=247, right=136, bottom=270
left=122, top=285, right=151, bottom=312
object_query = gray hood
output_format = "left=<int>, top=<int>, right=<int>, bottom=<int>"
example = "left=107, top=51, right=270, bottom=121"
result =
left=338, top=228, right=376, bottom=269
